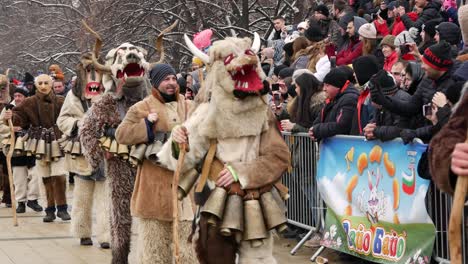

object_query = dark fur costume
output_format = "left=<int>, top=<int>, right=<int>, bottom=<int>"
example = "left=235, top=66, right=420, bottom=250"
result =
left=80, top=93, right=136, bottom=264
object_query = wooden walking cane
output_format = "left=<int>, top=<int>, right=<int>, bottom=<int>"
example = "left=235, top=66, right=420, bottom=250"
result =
left=6, top=114, right=18, bottom=226
left=172, top=143, right=187, bottom=264
left=448, top=130, right=468, bottom=264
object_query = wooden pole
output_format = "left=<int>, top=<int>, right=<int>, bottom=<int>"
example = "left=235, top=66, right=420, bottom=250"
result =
left=172, top=144, right=187, bottom=264
left=448, top=131, right=468, bottom=264
left=7, top=119, right=18, bottom=226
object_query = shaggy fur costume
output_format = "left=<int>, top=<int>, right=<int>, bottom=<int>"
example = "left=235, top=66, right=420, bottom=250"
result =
left=71, top=177, right=110, bottom=243
left=136, top=219, right=197, bottom=264
left=80, top=93, right=138, bottom=264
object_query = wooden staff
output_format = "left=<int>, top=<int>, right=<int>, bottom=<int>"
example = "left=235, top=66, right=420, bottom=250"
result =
left=172, top=143, right=187, bottom=264
left=449, top=130, right=468, bottom=264
left=6, top=117, right=18, bottom=226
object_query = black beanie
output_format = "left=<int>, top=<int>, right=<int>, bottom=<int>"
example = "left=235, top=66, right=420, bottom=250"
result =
left=305, top=23, right=325, bottom=42
left=422, top=41, right=453, bottom=71
left=445, top=81, right=464, bottom=105
left=371, top=70, right=397, bottom=95
left=436, top=22, right=461, bottom=46
left=14, top=87, right=29, bottom=97
left=149, top=64, right=176, bottom=88
left=323, top=68, right=348, bottom=88
left=315, top=4, right=330, bottom=18
left=352, top=55, right=380, bottom=86
left=278, top=67, right=295, bottom=79
left=337, top=65, right=356, bottom=83
left=422, top=19, right=439, bottom=39
left=273, top=65, right=288, bottom=77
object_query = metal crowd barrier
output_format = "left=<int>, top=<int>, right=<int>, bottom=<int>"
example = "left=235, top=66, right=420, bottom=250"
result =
left=281, top=132, right=326, bottom=260
left=281, top=132, right=467, bottom=263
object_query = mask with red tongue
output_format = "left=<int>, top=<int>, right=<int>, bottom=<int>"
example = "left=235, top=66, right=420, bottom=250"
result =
left=224, top=50, right=265, bottom=99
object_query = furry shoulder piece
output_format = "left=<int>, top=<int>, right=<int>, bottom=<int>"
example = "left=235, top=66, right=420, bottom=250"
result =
left=80, top=93, right=121, bottom=169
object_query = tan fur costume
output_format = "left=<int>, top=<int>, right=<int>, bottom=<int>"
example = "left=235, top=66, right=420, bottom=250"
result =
left=157, top=35, right=290, bottom=263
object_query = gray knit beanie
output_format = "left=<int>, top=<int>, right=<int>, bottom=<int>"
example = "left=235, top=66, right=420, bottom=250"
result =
left=149, top=64, right=176, bottom=88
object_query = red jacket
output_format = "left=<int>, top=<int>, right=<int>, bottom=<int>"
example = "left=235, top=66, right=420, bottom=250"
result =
left=374, top=19, right=389, bottom=37
left=337, top=39, right=363, bottom=66
left=383, top=51, right=398, bottom=71
left=392, top=12, right=418, bottom=36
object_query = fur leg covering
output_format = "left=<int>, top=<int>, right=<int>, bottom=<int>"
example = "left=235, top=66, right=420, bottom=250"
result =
left=238, top=234, right=276, bottom=264
left=71, top=177, right=94, bottom=239
left=94, top=180, right=110, bottom=244
left=137, top=218, right=197, bottom=264
left=107, top=160, right=134, bottom=264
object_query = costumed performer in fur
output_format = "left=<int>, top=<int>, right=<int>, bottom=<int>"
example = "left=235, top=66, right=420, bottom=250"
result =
left=57, top=52, right=110, bottom=248
left=0, top=70, right=13, bottom=208
left=4, top=74, right=70, bottom=222
left=80, top=21, right=176, bottom=264
left=157, top=33, right=291, bottom=264
left=115, top=63, right=196, bottom=263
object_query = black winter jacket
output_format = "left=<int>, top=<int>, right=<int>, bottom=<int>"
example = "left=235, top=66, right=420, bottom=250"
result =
left=401, top=1, right=442, bottom=30
left=372, top=89, right=414, bottom=141
left=311, top=84, right=359, bottom=139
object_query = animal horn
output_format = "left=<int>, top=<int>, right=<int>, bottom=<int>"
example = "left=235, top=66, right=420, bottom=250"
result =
left=81, top=20, right=111, bottom=73
left=5, top=68, right=10, bottom=78
left=251, top=32, right=261, bottom=54
left=150, top=20, right=179, bottom=67
left=184, top=34, right=210, bottom=64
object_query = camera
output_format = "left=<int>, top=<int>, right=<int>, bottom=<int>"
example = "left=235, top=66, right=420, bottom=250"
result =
left=271, top=83, right=280, bottom=91
left=422, top=103, right=432, bottom=116
left=399, top=44, right=410, bottom=55
left=330, top=56, right=337, bottom=69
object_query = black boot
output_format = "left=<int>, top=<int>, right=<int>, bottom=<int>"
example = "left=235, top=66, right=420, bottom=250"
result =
left=27, top=200, right=43, bottom=212
left=16, top=202, right=25, bottom=213
left=80, top=238, right=93, bottom=246
left=57, top=205, right=71, bottom=221
left=43, top=207, right=56, bottom=222
left=100, top=242, right=110, bottom=249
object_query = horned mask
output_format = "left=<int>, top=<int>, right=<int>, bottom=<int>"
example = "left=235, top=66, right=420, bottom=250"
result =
left=73, top=52, right=104, bottom=101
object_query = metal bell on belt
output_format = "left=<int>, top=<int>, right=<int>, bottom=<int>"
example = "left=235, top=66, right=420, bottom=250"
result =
left=101, top=137, right=112, bottom=150
left=51, top=140, right=62, bottom=161
left=243, top=199, right=268, bottom=247
left=63, top=140, right=73, bottom=153
left=260, top=191, right=288, bottom=233
left=130, top=144, right=147, bottom=163
left=117, top=144, right=129, bottom=160
left=14, top=136, right=24, bottom=155
left=71, top=141, right=81, bottom=159
left=177, top=169, right=198, bottom=200
left=201, top=187, right=228, bottom=226
left=220, top=194, right=244, bottom=236
left=109, top=140, right=118, bottom=155
left=35, top=138, right=46, bottom=159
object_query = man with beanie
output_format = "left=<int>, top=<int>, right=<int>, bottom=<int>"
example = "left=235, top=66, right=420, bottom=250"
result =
left=115, top=63, right=196, bottom=263
left=312, top=4, right=343, bottom=48
left=309, top=68, right=359, bottom=140
left=350, top=55, right=380, bottom=135
left=363, top=70, right=414, bottom=141
left=22, top=72, right=35, bottom=95
left=0, top=87, right=42, bottom=214
left=371, top=41, right=456, bottom=144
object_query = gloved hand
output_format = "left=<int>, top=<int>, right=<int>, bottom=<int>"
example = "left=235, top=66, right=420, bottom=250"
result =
left=104, top=127, right=116, bottom=138
left=369, top=71, right=388, bottom=105
left=400, top=129, right=417, bottom=145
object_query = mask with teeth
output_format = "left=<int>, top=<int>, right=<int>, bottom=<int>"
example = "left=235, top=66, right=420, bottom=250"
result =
left=73, top=52, right=104, bottom=102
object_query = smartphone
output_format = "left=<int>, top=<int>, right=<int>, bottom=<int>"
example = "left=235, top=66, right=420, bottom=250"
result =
left=400, top=44, right=410, bottom=55
left=422, top=103, right=432, bottom=116
left=271, top=83, right=280, bottom=91
left=273, top=93, right=281, bottom=107
left=330, top=56, right=337, bottom=69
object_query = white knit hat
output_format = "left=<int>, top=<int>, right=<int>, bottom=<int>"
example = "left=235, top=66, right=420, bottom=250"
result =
left=358, top=23, right=377, bottom=39
left=394, top=31, right=416, bottom=46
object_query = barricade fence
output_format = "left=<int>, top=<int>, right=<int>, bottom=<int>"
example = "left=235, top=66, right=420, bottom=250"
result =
left=281, top=132, right=467, bottom=263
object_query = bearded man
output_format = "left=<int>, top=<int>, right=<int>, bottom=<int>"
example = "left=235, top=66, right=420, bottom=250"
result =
left=57, top=53, right=110, bottom=248
left=4, top=74, right=69, bottom=222
left=115, top=63, right=196, bottom=263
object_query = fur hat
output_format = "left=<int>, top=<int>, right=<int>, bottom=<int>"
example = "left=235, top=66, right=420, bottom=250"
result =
left=352, top=55, right=380, bottom=86
left=380, top=35, right=396, bottom=49
left=315, top=4, right=330, bottom=18
left=458, top=5, right=468, bottom=44
left=323, top=68, right=348, bottom=88
left=394, top=30, right=416, bottom=46
left=149, top=64, right=176, bottom=88
left=422, top=41, right=454, bottom=71
left=436, top=22, right=461, bottom=46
